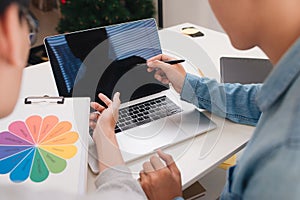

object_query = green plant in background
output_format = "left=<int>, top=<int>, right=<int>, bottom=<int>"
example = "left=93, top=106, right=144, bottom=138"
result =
left=57, top=0, right=155, bottom=33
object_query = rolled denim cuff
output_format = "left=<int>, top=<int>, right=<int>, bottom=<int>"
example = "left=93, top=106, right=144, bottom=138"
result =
left=180, top=73, right=200, bottom=106
left=173, top=197, right=184, bottom=200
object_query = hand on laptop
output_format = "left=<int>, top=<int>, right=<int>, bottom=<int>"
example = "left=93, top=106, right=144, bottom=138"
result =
left=139, top=150, right=182, bottom=200
left=90, top=92, right=125, bottom=172
left=90, top=93, right=120, bottom=134
left=147, top=54, right=187, bottom=93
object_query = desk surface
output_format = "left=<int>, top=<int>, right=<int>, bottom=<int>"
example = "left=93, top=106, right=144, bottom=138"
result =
left=21, top=23, right=265, bottom=191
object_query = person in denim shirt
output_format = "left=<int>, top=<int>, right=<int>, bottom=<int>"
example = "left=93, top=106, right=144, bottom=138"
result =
left=139, top=0, right=300, bottom=199
left=0, top=1, right=147, bottom=199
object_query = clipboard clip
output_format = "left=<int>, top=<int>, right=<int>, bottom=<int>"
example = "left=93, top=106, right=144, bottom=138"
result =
left=25, top=95, right=65, bottom=104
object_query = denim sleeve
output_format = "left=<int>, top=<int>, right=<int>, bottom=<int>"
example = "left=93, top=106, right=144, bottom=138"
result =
left=180, top=73, right=262, bottom=126
left=173, top=197, right=184, bottom=200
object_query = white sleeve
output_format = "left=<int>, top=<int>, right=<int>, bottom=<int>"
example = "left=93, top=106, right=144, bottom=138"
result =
left=1, top=166, right=146, bottom=200
left=95, top=165, right=147, bottom=199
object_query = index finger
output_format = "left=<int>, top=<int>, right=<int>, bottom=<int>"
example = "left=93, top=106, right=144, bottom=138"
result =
left=98, top=93, right=112, bottom=107
left=157, top=150, right=180, bottom=175
left=147, top=54, right=175, bottom=63
left=157, top=149, right=174, bottom=165
left=90, top=102, right=105, bottom=112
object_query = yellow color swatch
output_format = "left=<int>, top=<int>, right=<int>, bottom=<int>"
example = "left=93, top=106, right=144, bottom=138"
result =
left=39, top=145, right=77, bottom=159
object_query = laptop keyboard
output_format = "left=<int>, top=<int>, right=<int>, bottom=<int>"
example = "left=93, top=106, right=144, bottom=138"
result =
left=115, top=96, right=182, bottom=133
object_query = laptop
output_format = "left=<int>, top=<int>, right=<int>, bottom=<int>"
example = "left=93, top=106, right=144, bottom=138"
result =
left=220, top=57, right=273, bottom=84
left=44, top=18, right=216, bottom=162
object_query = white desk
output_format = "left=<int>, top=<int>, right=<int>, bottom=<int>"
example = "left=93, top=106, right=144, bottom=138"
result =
left=21, top=23, right=266, bottom=191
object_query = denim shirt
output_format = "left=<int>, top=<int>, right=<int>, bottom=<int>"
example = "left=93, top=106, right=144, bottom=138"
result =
left=179, top=38, right=300, bottom=199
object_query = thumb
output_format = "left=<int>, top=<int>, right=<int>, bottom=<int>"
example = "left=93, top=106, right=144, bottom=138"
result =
left=112, top=92, right=121, bottom=112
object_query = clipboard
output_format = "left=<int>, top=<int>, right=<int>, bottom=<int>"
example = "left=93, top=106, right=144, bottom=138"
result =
left=0, top=96, right=90, bottom=195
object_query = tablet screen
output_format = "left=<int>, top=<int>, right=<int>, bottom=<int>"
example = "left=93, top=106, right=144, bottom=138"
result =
left=220, top=57, right=273, bottom=84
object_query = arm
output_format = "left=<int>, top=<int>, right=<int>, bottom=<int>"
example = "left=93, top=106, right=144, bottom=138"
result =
left=90, top=92, right=147, bottom=199
left=90, top=92, right=124, bottom=171
left=95, top=165, right=147, bottom=199
left=147, top=54, right=262, bottom=126
left=181, top=73, right=262, bottom=126
left=1, top=175, right=145, bottom=200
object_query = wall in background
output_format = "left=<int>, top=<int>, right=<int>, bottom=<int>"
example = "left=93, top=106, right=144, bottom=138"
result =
left=31, top=0, right=223, bottom=48
left=153, top=0, right=159, bottom=24
left=161, top=0, right=224, bottom=32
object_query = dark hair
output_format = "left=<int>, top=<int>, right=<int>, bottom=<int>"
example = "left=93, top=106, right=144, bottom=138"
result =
left=0, top=0, right=29, bottom=16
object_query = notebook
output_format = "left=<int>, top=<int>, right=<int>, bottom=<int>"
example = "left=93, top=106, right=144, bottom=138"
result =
left=0, top=97, right=90, bottom=194
left=44, top=18, right=216, bottom=163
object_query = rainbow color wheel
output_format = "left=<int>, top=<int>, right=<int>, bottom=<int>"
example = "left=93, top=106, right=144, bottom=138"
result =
left=0, top=115, right=78, bottom=183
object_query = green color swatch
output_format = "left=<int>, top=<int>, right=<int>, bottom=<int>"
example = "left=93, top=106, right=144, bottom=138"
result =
left=30, top=149, right=49, bottom=182
left=39, top=148, right=67, bottom=173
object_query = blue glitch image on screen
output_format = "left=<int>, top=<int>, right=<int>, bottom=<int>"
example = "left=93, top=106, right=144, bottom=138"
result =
left=45, top=19, right=167, bottom=105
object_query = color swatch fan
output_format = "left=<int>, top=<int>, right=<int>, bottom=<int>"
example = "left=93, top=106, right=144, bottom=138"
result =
left=0, top=115, right=78, bottom=183
left=0, top=97, right=90, bottom=194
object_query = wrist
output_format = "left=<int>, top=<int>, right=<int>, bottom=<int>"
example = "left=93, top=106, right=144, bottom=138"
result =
left=93, top=127, right=118, bottom=144
left=95, top=131, right=124, bottom=172
left=177, top=73, right=187, bottom=94
left=105, top=131, right=118, bottom=145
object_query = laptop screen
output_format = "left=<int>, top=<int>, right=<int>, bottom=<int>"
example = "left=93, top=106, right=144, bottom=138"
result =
left=44, top=18, right=168, bottom=105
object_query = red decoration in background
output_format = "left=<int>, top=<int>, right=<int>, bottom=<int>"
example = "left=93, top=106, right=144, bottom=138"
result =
left=61, top=0, right=66, bottom=4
